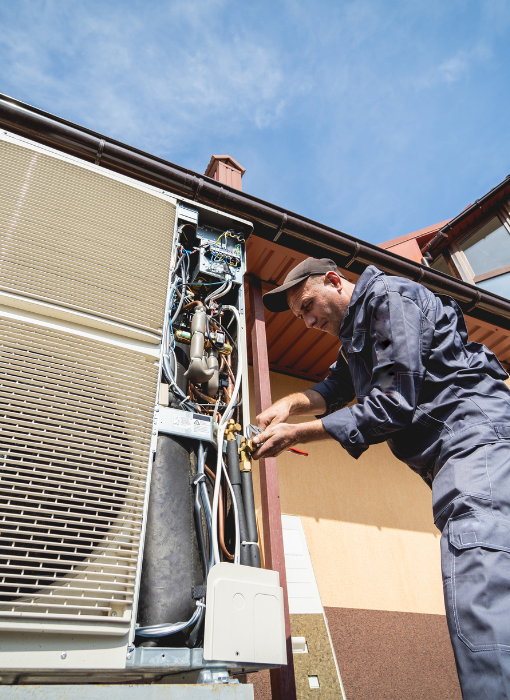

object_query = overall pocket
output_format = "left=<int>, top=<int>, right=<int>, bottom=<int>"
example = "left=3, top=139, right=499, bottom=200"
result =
left=448, top=510, right=510, bottom=651
left=346, top=331, right=368, bottom=397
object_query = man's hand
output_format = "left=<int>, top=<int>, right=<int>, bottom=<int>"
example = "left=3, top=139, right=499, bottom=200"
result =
left=256, top=389, right=328, bottom=431
left=256, top=397, right=292, bottom=431
left=251, top=423, right=298, bottom=459
left=251, top=419, right=330, bottom=459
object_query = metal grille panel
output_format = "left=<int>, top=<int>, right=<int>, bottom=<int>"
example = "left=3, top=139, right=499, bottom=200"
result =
left=0, top=139, right=174, bottom=331
left=0, top=318, right=158, bottom=624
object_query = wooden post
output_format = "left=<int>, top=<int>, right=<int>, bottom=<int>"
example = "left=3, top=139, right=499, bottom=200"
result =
left=249, top=276, right=297, bottom=700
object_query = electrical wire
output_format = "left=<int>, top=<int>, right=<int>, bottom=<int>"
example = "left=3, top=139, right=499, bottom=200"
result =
left=211, top=306, right=243, bottom=566
left=210, top=316, right=238, bottom=354
left=205, top=463, right=234, bottom=561
left=171, top=252, right=190, bottom=323
left=204, top=280, right=232, bottom=306
left=136, top=604, right=202, bottom=638
left=198, top=444, right=215, bottom=572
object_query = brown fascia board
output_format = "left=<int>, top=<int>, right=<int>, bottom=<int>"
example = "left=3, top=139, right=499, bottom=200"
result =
left=380, top=220, right=451, bottom=251
left=2, top=93, right=510, bottom=332
left=423, top=175, right=510, bottom=257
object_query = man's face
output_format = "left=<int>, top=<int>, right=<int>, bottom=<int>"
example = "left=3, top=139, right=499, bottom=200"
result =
left=287, top=271, right=351, bottom=336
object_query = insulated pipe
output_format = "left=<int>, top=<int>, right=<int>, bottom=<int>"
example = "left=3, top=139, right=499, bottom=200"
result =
left=205, top=348, right=219, bottom=398
left=241, top=470, right=262, bottom=568
left=2, top=94, right=510, bottom=330
left=226, top=439, right=250, bottom=566
left=137, top=435, right=201, bottom=643
left=184, top=306, right=214, bottom=384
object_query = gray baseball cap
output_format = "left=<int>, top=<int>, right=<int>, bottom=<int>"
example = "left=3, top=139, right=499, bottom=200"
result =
left=263, top=258, right=345, bottom=313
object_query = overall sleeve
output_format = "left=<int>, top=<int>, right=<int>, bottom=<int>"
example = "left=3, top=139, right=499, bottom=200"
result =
left=322, top=287, right=433, bottom=459
left=310, top=353, right=356, bottom=416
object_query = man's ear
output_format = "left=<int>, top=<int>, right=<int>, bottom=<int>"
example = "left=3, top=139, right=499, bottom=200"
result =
left=324, top=270, right=343, bottom=290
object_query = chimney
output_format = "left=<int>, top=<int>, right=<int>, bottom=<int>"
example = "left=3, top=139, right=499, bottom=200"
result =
left=205, top=155, right=246, bottom=191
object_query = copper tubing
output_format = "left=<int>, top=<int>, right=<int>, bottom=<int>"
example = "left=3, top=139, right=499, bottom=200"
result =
left=204, top=465, right=234, bottom=561
left=224, top=355, right=236, bottom=385
left=190, top=384, right=216, bottom=404
left=187, top=385, right=203, bottom=412
left=225, top=354, right=235, bottom=400
left=182, top=300, right=204, bottom=311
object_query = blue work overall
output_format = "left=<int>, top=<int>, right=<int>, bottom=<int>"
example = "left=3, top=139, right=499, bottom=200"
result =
left=312, top=265, right=510, bottom=700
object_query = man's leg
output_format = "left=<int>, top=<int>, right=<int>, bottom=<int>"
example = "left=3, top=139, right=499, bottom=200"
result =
left=435, top=442, right=510, bottom=700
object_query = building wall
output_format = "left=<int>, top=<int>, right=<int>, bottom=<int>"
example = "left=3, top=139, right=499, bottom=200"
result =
left=248, top=369, right=462, bottom=700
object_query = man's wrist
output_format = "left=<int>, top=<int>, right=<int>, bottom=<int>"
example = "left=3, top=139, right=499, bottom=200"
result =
left=292, top=419, right=328, bottom=444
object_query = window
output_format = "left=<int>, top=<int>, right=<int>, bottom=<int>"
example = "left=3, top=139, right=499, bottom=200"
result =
left=460, top=216, right=510, bottom=275
left=430, top=253, right=453, bottom=277
left=430, top=200, right=510, bottom=299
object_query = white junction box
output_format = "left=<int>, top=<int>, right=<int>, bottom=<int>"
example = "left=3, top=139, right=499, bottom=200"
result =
left=203, top=563, right=286, bottom=666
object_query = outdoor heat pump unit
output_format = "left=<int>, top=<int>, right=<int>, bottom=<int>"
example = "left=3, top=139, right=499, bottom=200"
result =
left=0, top=129, right=286, bottom=685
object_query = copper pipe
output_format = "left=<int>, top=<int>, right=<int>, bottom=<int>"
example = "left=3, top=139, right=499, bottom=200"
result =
left=187, top=385, right=203, bottom=412
left=190, top=384, right=216, bottom=404
left=182, top=300, right=204, bottom=311
left=204, top=464, right=234, bottom=561
left=225, top=354, right=234, bottom=400
left=224, top=355, right=236, bottom=385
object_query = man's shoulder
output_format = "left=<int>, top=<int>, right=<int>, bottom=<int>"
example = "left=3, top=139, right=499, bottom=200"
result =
left=365, top=268, right=435, bottom=308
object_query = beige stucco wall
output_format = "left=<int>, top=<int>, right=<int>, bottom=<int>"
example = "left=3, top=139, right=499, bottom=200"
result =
left=248, top=369, right=445, bottom=616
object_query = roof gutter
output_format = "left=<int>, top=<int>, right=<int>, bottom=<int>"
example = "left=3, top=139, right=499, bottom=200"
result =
left=2, top=94, right=510, bottom=332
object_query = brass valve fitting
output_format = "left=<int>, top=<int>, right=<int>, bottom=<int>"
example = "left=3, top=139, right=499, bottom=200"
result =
left=225, top=418, right=242, bottom=441
left=239, top=437, right=253, bottom=472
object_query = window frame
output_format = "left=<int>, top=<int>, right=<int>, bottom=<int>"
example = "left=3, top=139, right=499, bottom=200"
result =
left=446, top=200, right=510, bottom=287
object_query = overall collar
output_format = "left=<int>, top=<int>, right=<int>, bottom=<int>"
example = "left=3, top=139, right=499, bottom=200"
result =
left=339, top=265, right=384, bottom=341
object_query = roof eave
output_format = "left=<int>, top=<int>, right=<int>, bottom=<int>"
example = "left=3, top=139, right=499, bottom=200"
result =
left=1, top=93, right=510, bottom=332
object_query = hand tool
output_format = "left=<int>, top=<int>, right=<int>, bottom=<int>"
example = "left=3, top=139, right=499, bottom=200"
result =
left=246, top=424, right=309, bottom=457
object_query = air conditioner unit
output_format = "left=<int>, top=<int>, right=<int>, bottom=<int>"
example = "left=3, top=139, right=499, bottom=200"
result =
left=0, top=130, right=285, bottom=687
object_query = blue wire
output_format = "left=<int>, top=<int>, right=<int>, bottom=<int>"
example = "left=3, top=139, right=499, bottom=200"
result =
left=190, top=280, right=228, bottom=286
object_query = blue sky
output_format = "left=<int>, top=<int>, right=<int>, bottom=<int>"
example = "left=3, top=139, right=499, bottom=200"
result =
left=1, top=0, right=509, bottom=245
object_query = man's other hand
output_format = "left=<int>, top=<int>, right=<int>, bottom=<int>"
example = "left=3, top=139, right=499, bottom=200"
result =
left=256, top=397, right=291, bottom=431
left=256, top=389, right=327, bottom=432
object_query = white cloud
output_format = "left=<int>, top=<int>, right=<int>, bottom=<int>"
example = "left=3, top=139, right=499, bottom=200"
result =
left=0, top=0, right=305, bottom=153
left=413, top=44, right=492, bottom=90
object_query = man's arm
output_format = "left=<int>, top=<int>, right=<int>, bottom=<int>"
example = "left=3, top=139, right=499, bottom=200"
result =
left=253, top=349, right=355, bottom=459
left=256, top=351, right=355, bottom=429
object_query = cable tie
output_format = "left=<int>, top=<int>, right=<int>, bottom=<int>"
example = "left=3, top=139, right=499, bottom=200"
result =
left=196, top=601, right=206, bottom=608
left=241, top=541, right=258, bottom=547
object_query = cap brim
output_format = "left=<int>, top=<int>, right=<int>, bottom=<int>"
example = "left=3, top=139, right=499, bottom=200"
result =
left=262, top=276, right=309, bottom=313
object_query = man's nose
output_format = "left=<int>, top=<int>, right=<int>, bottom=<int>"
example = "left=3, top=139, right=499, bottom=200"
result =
left=303, top=314, right=316, bottom=329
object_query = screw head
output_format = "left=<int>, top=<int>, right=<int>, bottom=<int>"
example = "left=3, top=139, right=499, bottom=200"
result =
left=111, top=611, right=117, bottom=617
left=126, top=653, right=132, bottom=660
left=61, top=652, right=67, bottom=660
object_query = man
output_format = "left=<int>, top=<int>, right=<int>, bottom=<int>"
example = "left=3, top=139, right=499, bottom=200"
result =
left=253, top=258, right=510, bottom=700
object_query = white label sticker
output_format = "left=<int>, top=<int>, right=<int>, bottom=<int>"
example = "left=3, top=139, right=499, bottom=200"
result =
left=169, top=411, right=210, bottom=437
